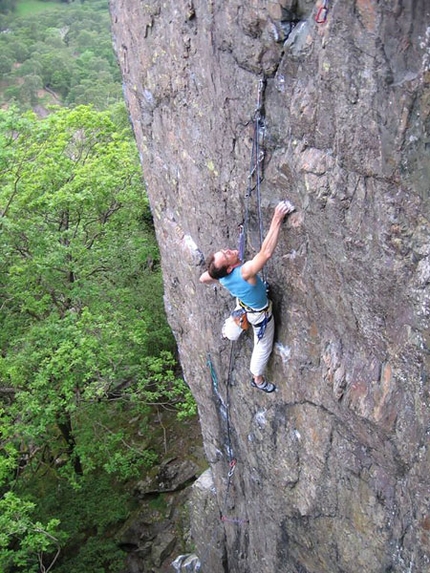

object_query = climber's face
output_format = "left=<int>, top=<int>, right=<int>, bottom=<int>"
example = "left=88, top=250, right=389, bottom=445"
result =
left=214, top=249, right=240, bottom=273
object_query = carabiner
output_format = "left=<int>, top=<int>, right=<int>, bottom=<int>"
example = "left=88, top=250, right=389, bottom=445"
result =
left=315, top=0, right=329, bottom=24
left=228, top=458, right=237, bottom=478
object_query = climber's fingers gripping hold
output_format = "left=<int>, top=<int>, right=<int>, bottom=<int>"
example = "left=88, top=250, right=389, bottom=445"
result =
left=274, top=199, right=295, bottom=223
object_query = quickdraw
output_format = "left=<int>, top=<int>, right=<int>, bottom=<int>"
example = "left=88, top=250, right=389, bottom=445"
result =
left=256, top=314, right=269, bottom=342
left=315, top=0, right=329, bottom=24
left=221, top=516, right=249, bottom=524
left=227, top=458, right=237, bottom=478
left=238, top=223, right=245, bottom=262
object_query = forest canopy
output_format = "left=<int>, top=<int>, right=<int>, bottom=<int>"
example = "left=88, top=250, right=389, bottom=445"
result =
left=0, top=0, right=123, bottom=110
left=0, top=90, right=195, bottom=573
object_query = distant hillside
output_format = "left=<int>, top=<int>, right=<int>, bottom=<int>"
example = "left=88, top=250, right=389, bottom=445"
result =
left=0, top=0, right=122, bottom=111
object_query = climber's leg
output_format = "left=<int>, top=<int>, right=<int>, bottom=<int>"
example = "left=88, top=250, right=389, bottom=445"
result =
left=248, top=311, right=275, bottom=385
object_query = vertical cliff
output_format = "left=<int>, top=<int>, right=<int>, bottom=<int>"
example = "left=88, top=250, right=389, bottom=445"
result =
left=109, top=1, right=430, bottom=571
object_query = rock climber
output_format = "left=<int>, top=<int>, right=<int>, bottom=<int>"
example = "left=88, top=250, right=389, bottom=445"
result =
left=199, top=200, right=295, bottom=393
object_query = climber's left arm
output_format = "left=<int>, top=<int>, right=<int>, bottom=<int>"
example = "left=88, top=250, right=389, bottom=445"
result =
left=199, top=271, right=218, bottom=285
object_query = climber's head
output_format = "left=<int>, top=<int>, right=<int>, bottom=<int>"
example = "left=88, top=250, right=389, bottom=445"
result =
left=206, top=249, right=241, bottom=279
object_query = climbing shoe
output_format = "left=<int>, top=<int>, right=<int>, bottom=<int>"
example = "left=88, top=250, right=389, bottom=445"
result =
left=251, top=379, right=276, bottom=393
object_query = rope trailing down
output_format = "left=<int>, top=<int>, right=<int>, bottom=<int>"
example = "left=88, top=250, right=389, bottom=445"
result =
left=173, top=79, right=266, bottom=572
left=171, top=356, right=245, bottom=573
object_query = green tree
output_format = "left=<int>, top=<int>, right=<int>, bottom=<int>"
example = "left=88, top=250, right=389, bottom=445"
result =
left=0, top=105, right=194, bottom=569
left=39, top=51, right=72, bottom=95
left=0, top=54, right=13, bottom=74
left=17, top=73, right=43, bottom=106
left=3, top=84, right=20, bottom=103
left=0, top=0, right=17, bottom=14
left=13, top=57, right=43, bottom=77
left=75, top=28, right=98, bottom=50
left=66, top=77, right=122, bottom=109
left=0, top=1, right=123, bottom=110
left=8, top=38, right=30, bottom=62
left=0, top=492, right=65, bottom=573
left=0, top=104, right=178, bottom=473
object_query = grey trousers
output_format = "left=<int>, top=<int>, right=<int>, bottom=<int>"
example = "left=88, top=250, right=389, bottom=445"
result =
left=246, top=305, right=275, bottom=378
left=222, top=301, right=275, bottom=378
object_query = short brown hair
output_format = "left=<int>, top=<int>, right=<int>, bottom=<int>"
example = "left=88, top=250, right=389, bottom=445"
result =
left=206, top=253, right=229, bottom=280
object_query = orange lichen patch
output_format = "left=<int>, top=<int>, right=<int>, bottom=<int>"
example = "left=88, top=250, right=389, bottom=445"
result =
left=349, top=380, right=369, bottom=401
left=421, top=515, right=430, bottom=531
left=421, top=516, right=430, bottom=544
left=356, top=0, right=377, bottom=33
left=373, top=363, right=393, bottom=422
left=310, top=426, right=319, bottom=443
left=309, top=322, right=319, bottom=339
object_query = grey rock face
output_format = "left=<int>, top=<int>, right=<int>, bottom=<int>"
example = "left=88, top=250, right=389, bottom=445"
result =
left=110, top=0, right=430, bottom=571
left=188, top=468, right=226, bottom=572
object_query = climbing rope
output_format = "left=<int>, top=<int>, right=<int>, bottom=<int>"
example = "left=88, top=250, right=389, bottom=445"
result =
left=239, top=77, right=267, bottom=282
left=207, top=351, right=236, bottom=466
left=185, top=355, right=247, bottom=572
left=207, top=353, right=248, bottom=525
left=192, top=79, right=267, bottom=571
left=254, top=77, right=266, bottom=254
left=207, top=352, right=250, bottom=526
left=225, top=344, right=236, bottom=460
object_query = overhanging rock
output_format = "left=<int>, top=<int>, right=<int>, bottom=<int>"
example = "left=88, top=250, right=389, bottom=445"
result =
left=110, top=1, right=430, bottom=571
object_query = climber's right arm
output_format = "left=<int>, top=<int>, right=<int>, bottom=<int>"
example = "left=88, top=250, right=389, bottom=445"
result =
left=241, top=201, right=292, bottom=281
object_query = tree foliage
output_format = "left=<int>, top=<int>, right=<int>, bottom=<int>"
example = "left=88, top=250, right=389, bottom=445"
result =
left=0, top=0, right=122, bottom=110
left=0, top=492, right=64, bottom=573
left=0, top=0, right=17, bottom=15
left=0, top=105, right=196, bottom=571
